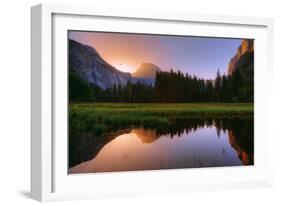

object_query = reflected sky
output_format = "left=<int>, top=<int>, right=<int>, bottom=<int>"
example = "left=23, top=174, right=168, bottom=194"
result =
left=69, top=126, right=243, bottom=174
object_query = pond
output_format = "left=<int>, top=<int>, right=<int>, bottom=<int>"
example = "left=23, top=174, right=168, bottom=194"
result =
left=68, top=118, right=253, bottom=173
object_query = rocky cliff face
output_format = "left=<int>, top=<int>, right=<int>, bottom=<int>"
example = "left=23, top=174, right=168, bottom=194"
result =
left=228, top=39, right=254, bottom=75
left=131, top=63, right=161, bottom=85
left=69, top=39, right=132, bottom=89
left=132, top=63, right=161, bottom=78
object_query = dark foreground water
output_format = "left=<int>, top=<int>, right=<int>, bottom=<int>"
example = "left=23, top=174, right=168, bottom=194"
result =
left=69, top=118, right=253, bottom=174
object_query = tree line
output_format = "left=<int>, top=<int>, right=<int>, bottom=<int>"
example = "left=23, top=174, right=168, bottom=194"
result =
left=101, top=68, right=252, bottom=103
left=69, top=52, right=253, bottom=103
left=70, top=69, right=253, bottom=103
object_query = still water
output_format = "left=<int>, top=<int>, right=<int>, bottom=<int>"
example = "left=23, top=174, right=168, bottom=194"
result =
left=69, top=119, right=253, bottom=173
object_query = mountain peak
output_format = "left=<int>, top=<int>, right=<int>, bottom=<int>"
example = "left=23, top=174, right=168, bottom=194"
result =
left=132, top=63, right=161, bottom=78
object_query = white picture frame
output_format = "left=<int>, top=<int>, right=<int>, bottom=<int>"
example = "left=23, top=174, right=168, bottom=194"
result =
left=31, top=3, right=274, bottom=202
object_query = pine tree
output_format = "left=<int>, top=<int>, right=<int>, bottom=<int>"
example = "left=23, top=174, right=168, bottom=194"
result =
left=215, top=69, right=222, bottom=102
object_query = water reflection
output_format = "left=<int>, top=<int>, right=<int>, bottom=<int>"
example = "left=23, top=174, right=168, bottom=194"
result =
left=69, top=118, right=253, bottom=173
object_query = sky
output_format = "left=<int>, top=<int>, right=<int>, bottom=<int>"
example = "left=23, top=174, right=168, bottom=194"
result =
left=69, top=31, right=242, bottom=79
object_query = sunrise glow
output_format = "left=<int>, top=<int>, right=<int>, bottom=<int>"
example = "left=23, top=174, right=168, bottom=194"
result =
left=69, top=31, right=242, bottom=79
left=112, top=63, right=136, bottom=73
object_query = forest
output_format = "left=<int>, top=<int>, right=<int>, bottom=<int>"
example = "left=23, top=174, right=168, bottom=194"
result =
left=69, top=58, right=253, bottom=103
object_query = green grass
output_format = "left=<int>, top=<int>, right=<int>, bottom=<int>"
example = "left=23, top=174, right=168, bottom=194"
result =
left=69, top=103, right=253, bottom=136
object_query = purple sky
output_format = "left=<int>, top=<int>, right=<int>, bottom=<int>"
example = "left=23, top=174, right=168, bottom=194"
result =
left=69, top=31, right=242, bottom=79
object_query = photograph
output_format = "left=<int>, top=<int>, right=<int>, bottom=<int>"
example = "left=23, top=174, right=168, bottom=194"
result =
left=67, top=31, right=254, bottom=174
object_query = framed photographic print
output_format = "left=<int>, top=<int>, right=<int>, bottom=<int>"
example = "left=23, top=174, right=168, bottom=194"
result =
left=31, top=3, right=274, bottom=201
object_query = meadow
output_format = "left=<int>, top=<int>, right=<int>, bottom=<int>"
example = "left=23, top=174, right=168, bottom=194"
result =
left=69, top=103, right=253, bottom=136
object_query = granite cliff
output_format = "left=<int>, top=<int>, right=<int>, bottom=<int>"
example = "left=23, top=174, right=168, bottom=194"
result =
left=131, top=63, right=161, bottom=85
left=132, top=63, right=161, bottom=78
left=69, top=39, right=132, bottom=89
left=228, top=39, right=254, bottom=75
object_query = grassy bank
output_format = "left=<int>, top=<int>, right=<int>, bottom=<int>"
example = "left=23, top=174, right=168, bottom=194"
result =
left=69, top=103, right=253, bottom=136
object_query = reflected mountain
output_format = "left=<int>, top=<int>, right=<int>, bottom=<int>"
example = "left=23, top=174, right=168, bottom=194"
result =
left=130, top=128, right=158, bottom=143
left=68, top=118, right=253, bottom=171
